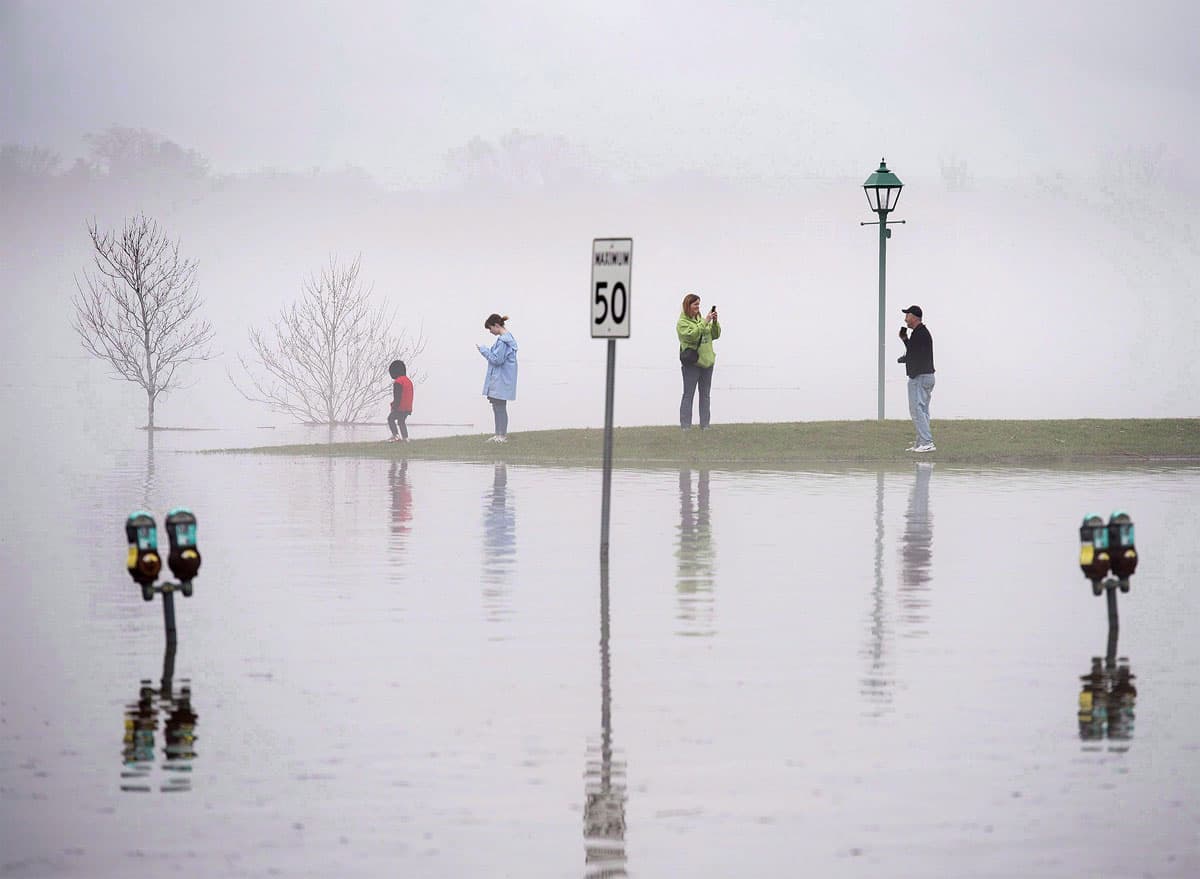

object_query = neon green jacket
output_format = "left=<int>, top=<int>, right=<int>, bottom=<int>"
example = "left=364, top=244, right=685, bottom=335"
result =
left=676, top=313, right=721, bottom=368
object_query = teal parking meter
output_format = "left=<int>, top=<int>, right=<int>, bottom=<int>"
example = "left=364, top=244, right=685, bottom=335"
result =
left=165, top=507, right=201, bottom=595
left=1078, top=513, right=1110, bottom=593
left=1108, top=511, right=1137, bottom=587
left=125, top=511, right=161, bottom=600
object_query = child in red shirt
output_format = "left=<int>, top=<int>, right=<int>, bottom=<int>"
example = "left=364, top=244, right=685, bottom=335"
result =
left=387, top=360, right=414, bottom=442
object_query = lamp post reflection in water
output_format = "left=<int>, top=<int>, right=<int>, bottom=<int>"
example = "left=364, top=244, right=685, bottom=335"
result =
left=675, top=469, right=716, bottom=637
left=120, top=641, right=198, bottom=793
left=583, top=558, right=628, bottom=876
left=482, top=463, right=516, bottom=629
left=861, top=472, right=893, bottom=713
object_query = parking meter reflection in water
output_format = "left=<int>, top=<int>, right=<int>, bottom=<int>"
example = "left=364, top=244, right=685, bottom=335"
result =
left=165, top=507, right=201, bottom=591
left=125, top=511, right=161, bottom=599
left=1078, top=513, right=1110, bottom=589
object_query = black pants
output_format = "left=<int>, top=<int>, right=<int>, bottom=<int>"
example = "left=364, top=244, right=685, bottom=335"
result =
left=388, top=409, right=410, bottom=439
left=680, top=365, right=713, bottom=428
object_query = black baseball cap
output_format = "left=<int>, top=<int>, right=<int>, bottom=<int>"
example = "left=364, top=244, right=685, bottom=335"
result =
left=901, top=305, right=923, bottom=319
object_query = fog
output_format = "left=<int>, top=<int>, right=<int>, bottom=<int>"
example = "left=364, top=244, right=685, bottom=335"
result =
left=3, top=1, right=1198, bottom=435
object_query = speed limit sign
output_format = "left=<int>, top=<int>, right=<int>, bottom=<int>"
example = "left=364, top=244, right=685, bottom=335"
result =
left=591, top=238, right=632, bottom=338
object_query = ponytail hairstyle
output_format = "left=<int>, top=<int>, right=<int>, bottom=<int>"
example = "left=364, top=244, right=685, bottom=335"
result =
left=681, top=293, right=700, bottom=315
left=388, top=359, right=406, bottom=379
left=484, top=313, right=509, bottom=330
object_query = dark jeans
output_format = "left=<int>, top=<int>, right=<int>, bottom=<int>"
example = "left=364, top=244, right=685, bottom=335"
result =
left=488, top=397, right=509, bottom=436
left=680, top=365, right=713, bottom=428
left=388, top=410, right=410, bottom=439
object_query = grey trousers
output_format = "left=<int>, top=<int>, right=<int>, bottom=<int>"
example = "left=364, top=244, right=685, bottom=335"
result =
left=680, top=365, right=713, bottom=428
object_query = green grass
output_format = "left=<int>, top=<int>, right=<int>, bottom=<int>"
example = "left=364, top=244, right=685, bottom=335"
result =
left=211, top=418, right=1200, bottom=468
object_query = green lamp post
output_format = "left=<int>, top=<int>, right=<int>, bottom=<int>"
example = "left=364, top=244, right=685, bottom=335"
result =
left=862, top=159, right=905, bottom=420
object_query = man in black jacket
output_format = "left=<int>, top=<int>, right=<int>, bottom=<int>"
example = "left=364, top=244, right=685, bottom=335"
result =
left=898, top=305, right=936, bottom=452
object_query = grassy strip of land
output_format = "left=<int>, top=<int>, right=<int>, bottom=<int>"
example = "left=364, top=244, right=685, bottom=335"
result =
left=211, top=419, right=1200, bottom=468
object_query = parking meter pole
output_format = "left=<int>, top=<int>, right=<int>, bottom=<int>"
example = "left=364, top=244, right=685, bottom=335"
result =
left=1105, top=583, right=1119, bottom=668
left=162, top=589, right=177, bottom=649
left=600, top=339, right=616, bottom=560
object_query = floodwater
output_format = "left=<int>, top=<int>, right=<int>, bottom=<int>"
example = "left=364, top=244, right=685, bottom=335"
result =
left=2, top=424, right=1199, bottom=878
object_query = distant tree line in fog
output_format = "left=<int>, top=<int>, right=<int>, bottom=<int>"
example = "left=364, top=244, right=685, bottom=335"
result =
left=1, top=125, right=610, bottom=195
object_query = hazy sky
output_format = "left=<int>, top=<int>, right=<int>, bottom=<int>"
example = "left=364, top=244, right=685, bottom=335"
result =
left=4, top=1, right=1198, bottom=186
left=2, top=0, right=1198, bottom=433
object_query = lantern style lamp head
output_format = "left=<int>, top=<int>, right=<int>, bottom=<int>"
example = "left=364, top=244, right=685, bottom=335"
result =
left=863, top=158, right=903, bottom=214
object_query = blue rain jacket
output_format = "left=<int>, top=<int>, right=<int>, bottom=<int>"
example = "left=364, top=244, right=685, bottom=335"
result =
left=479, top=331, right=519, bottom=401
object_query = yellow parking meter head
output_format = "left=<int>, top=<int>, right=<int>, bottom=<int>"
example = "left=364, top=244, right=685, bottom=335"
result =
left=124, top=511, right=161, bottom=588
left=1078, top=513, right=1110, bottom=583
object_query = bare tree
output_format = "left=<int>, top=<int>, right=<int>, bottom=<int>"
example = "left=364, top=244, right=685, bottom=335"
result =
left=445, top=129, right=606, bottom=190
left=234, top=256, right=426, bottom=424
left=85, top=126, right=209, bottom=182
left=72, top=215, right=215, bottom=429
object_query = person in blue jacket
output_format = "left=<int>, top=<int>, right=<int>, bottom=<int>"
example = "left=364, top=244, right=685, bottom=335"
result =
left=477, top=313, right=518, bottom=443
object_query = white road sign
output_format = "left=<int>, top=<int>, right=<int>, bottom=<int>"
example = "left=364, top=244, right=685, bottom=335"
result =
left=591, top=238, right=632, bottom=338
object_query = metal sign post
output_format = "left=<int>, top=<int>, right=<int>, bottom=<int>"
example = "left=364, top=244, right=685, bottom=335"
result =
left=592, top=238, right=632, bottom=560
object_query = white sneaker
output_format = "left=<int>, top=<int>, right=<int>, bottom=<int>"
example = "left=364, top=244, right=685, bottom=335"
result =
left=905, top=443, right=917, bottom=451
left=913, top=442, right=936, bottom=453
left=495, top=435, right=508, bottom=443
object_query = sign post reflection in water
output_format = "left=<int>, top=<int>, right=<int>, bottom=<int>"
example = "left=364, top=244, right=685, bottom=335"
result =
left=584, top=558, right=628, bottom=874
left=592, top=237, right=632, bottom=560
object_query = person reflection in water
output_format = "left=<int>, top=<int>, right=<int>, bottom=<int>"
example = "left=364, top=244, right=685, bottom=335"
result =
left=899, top=461, right=934, bottom=636
left=676, top=468, right=716, bottom=637
left=482, top=463, right=516, bottom=627
left=386, top=459, right=414, bottom=583
left=389, top=460, right=413, bottom=542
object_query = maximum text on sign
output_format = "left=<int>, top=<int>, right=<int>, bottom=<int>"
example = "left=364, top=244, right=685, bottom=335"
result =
left=591, top=238, right=632, bottom=339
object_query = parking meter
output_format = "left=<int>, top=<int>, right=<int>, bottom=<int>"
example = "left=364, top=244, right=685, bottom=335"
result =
left=125, top=511, right=161, bottom=599
left=164, top=507, right=201, bottom=594
left=1108, top=511, right=1137, bottom=585
left=1078, top=513, right=1110, bottom=592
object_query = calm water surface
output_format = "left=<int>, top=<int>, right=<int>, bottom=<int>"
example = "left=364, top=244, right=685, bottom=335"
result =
left=1, top=423, right=1198, bottom=878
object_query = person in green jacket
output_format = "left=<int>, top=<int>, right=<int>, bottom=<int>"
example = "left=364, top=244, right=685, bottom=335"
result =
left=676, top=292, right=721, bottom=429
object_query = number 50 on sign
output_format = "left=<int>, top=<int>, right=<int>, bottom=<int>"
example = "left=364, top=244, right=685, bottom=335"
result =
left=591, top=238, right=632, bottom=339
